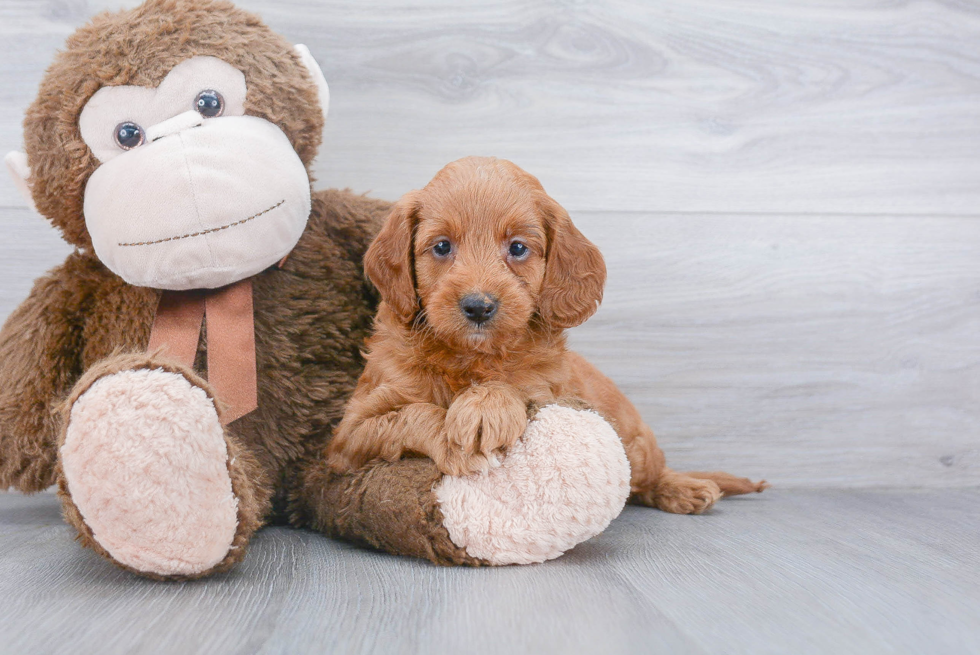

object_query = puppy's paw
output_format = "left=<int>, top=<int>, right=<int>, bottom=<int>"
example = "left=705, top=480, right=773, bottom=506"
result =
left=434, top=444, right=491, bottom=477
left=444, top=382, right=527, bottom=464
left=636, top=473, right=723, bottom=515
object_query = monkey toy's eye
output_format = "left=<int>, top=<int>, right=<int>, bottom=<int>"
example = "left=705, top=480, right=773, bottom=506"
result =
left=433, top=240, right=452, bottom=257
left=194, top=90, right=224, bottom=118
left=113, top=122, right=145, bottom=150
left=508, top=241, right=529, bottom=259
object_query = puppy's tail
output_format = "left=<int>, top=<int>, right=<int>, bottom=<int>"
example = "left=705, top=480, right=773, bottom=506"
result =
left=684, top=471, right=769, bottom=497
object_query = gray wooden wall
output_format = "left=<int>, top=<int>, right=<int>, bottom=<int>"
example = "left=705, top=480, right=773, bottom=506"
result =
left=1, top=0, right=978, bottom=488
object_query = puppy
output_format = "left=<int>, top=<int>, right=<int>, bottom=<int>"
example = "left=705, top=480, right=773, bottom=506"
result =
left=327, top=157, right=766, bottom=514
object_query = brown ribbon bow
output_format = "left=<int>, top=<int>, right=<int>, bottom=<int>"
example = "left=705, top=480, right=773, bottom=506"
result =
left=147, top=278, right=258, bottom=425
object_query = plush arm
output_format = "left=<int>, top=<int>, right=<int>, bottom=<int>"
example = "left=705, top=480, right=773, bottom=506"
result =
left=293, top=400, right=632, bottom=567
left=295, top=456, right=488, bottom=566
left=0, top=262, right=84, bottom=491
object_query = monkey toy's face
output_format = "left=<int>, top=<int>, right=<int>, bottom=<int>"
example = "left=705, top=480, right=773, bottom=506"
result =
left=5, top=0, right=331, bottom=291
left=79, top=56, right=314, bottom=290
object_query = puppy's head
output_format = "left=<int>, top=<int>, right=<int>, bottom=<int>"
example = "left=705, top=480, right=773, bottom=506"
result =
left=365, top=157, right=605, bottom=350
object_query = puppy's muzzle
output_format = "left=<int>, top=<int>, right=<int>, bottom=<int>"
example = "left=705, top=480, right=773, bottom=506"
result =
left=460, top=293, right=498, bottom=325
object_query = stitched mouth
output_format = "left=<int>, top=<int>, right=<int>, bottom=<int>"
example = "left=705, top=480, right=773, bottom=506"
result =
left=117, top=199, right=285, bottom=247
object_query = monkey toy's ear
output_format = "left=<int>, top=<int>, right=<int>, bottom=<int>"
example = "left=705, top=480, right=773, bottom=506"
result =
left=4, top=151, right=37, bottom=215
left=294, top=44, right=330, bottom=123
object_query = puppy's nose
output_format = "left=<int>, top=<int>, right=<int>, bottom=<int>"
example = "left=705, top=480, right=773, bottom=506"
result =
left=460, top=293, right=498, bottom=324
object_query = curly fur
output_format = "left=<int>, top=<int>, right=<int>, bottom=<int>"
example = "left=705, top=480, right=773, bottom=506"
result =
left=327, top=157, right=768, bottom=513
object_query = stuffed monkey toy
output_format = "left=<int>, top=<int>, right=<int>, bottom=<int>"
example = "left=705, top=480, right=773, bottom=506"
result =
left=1, top=0, right=631, bottom=579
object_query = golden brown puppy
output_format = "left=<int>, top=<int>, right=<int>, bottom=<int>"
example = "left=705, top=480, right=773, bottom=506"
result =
left=327, top=156, right=766, bottom=514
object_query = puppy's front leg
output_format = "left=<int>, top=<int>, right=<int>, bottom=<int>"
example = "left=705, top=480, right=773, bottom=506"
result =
left=328, top=382, right=528, bottom=477
left=445, top=382, right=528, bottom=468
left=327, top=399, right=449, bottom=473
left=327, top=386, right=519, bottom=476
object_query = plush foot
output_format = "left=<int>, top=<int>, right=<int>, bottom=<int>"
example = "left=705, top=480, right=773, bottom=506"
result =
left=632, top=470, right=723, bottom=515
left=59, top=360, right=242, bottom=578
left=434, top=404, right=631, bottom=565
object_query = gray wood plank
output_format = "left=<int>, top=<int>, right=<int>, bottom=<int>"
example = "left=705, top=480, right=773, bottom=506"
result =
left=568, top=211, right=980, bottom=488
left=0, top=208, right=72, bottom=317
left=0, top=207, right=977, bottom=488
left=603, top=489, right=980, bottom=655
left=2, top=0, right=980, bottom=214
left=0, top=490, right=977, bottom=655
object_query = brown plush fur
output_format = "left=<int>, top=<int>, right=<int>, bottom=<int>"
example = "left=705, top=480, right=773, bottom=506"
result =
left=295, top=398, right=577, bottom=568
left=326, top=157, right=767, bottom=514
left=1, top=0, right=466, bottom=575
left=296, top=456, right=487, bottom=567
left=0, top=185, right=394, bottom=573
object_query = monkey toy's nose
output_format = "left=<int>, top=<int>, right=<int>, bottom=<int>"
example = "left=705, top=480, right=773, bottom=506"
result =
left=460, top=293, right=498, bottom=325
left=145, top=110, right=205, bottom=143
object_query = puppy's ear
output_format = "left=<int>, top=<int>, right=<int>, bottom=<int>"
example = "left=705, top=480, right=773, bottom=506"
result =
left=537, top=194, right=606, bottom=329
left=365, top=192, right=420, bottom=323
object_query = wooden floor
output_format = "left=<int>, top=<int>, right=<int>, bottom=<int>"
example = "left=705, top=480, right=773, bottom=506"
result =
left=0, top=490, right=977, bottom=655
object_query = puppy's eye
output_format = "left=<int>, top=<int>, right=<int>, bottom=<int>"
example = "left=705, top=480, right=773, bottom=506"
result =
left=113, top=122, right=145, bottom=150
left=508, top=241, right=529, bottom=259
left=432, top=240, right=452, bottom=257
left=194, top=90, right=224, bottom=118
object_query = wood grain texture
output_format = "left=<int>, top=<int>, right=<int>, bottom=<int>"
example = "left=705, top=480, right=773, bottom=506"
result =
left=0, top=208, right=72, bottom=318
left=567, top=211, right=980, bottom=487
left=0, top=490, right=977, bottom=655
left=2, top=0, right=980, bottom=214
